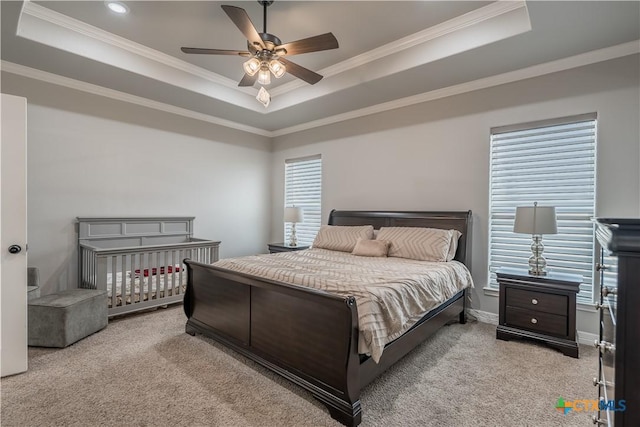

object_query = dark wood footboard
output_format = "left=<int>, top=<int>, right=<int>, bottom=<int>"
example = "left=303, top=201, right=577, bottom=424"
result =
left=183, top=210, right=472, bottom=426
left=184, top=259, right=363, bottom=426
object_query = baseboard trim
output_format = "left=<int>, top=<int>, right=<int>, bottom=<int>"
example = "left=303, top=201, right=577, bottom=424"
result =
left=576, top=331, right=598, bottom=346
left=468, top=309, right=498, bottom=325
left=467, top=308, right=597, bottom=346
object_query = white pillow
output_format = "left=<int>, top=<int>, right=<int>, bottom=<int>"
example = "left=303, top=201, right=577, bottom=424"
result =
left=447, top=230, right=463, bottom=261
left=312, top=225, right=374, bottom=252
left=377, top=227, right=455, bottom=262
left=351, top=238, right=390, bottom=257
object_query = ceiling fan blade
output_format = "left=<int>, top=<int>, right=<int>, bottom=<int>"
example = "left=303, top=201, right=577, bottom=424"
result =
left=279, top=58, right=323, bottom=85
left=181, top=47, right=251, bottom=56
left=238, top=73, right=258, bottom=87
left=276, top=33, right=338, bottom=56
left=221, top=5, right=265, bottom=50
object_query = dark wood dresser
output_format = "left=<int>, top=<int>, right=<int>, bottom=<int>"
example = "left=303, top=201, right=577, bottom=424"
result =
left=593, top=218, right=640, bottom=426
left=496, top=268, right=581, bottom=358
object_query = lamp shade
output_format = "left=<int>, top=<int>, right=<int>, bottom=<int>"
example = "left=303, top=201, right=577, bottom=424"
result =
left=513, top=205, right=557, bottom=235
left=269, top=59, right=286, bottom=78
left=243, top=58, right=260, bottom=76
left=284, top=207, right=304, bottom=223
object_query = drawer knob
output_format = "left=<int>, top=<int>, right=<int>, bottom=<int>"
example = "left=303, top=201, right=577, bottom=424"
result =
left=531, top=298, right=538, bottom=305
left=594, top=340, right=615, bottom=353
left=592, top=415, right=607, bottom=425
left=593, top=377, right=614, bottom=387
left=530, top=318, right=538, bottom=324
left=602, top=287, right=617, bottom=297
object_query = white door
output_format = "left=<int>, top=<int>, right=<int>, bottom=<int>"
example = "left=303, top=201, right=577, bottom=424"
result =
left=1, top=94, right=28, bottom=377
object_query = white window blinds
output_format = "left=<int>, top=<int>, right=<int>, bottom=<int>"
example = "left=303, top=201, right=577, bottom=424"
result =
left=488, top=114, right=597, bottom=303
left=284, top=155, right=322, bottom=246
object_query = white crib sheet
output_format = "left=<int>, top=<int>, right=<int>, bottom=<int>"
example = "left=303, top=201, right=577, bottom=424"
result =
left=105, top=268, right=187, bottom=307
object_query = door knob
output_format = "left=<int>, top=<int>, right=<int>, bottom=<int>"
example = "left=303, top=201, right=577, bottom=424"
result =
left=8, top=245, right=22, bottom=254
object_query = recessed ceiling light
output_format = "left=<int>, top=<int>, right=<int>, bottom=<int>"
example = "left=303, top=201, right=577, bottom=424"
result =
left=105, top=1, right=129, bottom=15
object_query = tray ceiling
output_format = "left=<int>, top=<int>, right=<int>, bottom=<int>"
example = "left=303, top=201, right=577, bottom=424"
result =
left=1, top=1, right=639, bottom=136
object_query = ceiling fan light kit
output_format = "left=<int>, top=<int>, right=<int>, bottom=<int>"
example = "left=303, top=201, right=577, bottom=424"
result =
left=180, top=0, right=338, bottom=106
left=243, top=58, right=261, bottom=76
left=268, top=60, right=286, bottom=78
left=257, top=66, right=271, bottom=85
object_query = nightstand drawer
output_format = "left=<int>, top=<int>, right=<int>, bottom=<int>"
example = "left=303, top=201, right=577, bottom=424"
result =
left=505, top=287, right=567, bottom=316
left=504, top=306, right=567, bottom=337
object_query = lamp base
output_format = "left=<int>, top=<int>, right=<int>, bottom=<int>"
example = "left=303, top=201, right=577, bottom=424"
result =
left=289, top=223, right=298, bottom=247
left=528, top=235, right=547, bottom=276
left=528, top=268, right=547, bottom=277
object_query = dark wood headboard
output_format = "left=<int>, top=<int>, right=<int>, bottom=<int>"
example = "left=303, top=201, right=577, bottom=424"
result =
left=328, top=210, right=472, bottom=268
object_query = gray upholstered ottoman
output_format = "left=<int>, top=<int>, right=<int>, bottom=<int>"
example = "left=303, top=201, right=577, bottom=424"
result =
left=28, top=289, right=107, bottom=347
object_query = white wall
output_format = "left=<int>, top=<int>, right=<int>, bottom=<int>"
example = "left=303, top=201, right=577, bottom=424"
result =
left=1, top=73, right=272, bottom=295
left=271, top=55, right=640, bottom=334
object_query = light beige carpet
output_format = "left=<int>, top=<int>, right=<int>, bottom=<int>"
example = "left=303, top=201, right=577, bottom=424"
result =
left=1, top=305, right=598, bottom=426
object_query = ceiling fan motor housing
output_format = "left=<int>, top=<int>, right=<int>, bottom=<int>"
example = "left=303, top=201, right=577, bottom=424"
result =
left=249, top=33, right=283, bottom=54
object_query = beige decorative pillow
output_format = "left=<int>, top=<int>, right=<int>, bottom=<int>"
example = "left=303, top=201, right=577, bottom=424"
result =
left=377, top=227, right=454, bottom=262
left=312, top=225, right=374, bottom=252
left=446, top=230, right=463, bottom=261
left=351, top=238, right=390, bottom=257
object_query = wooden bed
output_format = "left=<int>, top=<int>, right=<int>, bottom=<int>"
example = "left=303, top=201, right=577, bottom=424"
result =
left=77, top=217, right=220, bottom=317
left=183, top=210, right=472, bottom=426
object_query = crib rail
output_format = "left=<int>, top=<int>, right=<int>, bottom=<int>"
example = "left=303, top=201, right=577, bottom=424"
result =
left=79, top=239, right=220, bottom=317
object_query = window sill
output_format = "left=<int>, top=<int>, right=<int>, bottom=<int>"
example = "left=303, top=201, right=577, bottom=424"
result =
left=483, top=287, right=499, bottom=297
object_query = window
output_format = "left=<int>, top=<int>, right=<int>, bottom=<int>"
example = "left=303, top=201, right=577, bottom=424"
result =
left=284, top=155, right=322, bottom=246
left=488, top=113, right=597, bottom=303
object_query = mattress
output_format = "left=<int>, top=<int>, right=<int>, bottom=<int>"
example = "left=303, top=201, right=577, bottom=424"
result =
left=213, top=248, right=474, bottom=362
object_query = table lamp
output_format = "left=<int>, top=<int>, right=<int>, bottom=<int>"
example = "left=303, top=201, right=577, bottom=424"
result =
left=513, top=202, right=557, bottom=276
left=284, top=206, right=304, bottom=247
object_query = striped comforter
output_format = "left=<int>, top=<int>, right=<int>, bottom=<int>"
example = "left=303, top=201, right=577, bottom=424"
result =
left=213, top=248, right=474, bottom=362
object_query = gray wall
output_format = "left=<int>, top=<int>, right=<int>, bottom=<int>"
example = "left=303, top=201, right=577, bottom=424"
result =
left=1, top=73, right=272, bottom=295
left=2, top=55, right=638, bottom=335
left=270, top=55, right=640, bottom=335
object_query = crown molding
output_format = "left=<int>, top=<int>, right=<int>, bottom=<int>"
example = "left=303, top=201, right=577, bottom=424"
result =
left=266, top=1, right=531, bottom=112
left=0, top=61, right=271, bottom=137
left=271, top=41, right=640, bottom=137
left=20, top=0, right=529, bottom=113
left=270, top=1, right=529, bottom=97
left=3, top=41, right=637, bottom=139
left=21, top=0, right=255, bottom=95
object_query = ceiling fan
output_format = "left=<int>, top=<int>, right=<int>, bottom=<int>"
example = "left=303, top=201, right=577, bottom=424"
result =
left=180, top=1, right=339, bottom=88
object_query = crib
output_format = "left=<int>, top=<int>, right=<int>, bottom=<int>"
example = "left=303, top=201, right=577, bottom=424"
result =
left=77, top=217, right=219, bottom=317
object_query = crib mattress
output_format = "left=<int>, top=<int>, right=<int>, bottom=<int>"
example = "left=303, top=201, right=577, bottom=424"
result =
left=105, top=269, right=186, bottom=308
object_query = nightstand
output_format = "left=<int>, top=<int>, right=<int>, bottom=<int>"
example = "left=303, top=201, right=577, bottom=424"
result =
left=496, top=268, right=581, bottom=358
left=268, top=242, right=310, bottom=254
